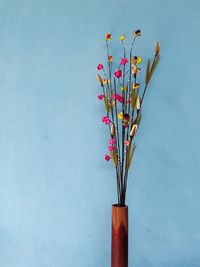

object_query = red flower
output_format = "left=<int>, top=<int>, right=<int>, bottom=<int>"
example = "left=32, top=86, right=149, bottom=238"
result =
left=105, top=154, right=111, bottom=161
left=102, top=116, right=110, bottom=125
left=112, top=93, right=123, bottom=103
left=97, top=64, right=103, bottom=70
left=120, top=58, right=128, bottom=65
left=105, top=33, right=112, bottom=40
left=114, top=69, right=122, bottom=78
left=108, top=145, right=114, bottom=152
left=98, top=94, right=104, bottom=100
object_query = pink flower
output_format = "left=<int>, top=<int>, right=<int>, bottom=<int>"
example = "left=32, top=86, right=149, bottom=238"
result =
left=124, top=140, right=131, bottom=146
left=97, top=64, right=103, bottom=70
left=109, top=138, right=116, bottom=145
left=102, top=116, right=110, bottom=125
left=108, top=145, right=114, bottom=151
left=114, top=69, right=122, bottom=78
left=120, top=58, right=128, bottom=65
left=112, top=94, right=123, bottom=103
left=105, top=154, right=111, bottom=161
left=98, top=94, right=104, bottom=100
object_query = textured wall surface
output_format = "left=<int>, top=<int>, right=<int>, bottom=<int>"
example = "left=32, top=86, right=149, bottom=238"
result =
left=0, top=0, right=200, bottom=266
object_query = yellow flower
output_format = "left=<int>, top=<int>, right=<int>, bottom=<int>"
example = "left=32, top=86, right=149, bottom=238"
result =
left=137, top=57, right=142, bottom=64
left=133, top=83, right=140, bottom=90
left=118, top=112, right=123, bottom=120
left=131, top=56, right=142, bottom=64
left=121, top=86, right=127, bottom=92
left=119, top=34, right=125, bottom=42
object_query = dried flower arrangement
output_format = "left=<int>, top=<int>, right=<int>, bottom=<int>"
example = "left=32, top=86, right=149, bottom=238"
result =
left=96, top=30, right=160, bottom=206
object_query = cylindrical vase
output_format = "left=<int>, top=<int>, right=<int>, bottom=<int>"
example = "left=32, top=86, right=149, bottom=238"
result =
left=111, top=204, right=128, bottom=267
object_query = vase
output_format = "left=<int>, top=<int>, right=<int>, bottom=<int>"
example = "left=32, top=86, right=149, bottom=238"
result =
left=111, top=204, right=128, bottom=267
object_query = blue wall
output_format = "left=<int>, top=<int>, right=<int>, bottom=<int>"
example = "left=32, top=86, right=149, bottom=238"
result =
left=0, top=0, right=200, bottom=266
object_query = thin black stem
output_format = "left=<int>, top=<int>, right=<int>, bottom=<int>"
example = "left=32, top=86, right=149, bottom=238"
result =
left=121, top=37, right=136, bottom=204
left=114, top=78, right=122, bottom=192
left=115, top=167, right=120, bottom=203
left=121, top=41, right=126, bottom=203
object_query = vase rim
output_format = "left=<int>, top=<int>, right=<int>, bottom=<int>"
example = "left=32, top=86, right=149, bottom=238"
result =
left=112, top=204, right=128, bottom=208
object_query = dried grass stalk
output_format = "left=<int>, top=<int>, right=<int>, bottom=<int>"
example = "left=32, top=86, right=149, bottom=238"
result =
left=145, top=59, right=151, bottom=86
left=131, top=90, right=137, bottom=110
left=104, top=96, right=110, bottom=113
left=97, top=74, right=103, bottom=87
left=127, top=143, right=136, bottom=169
left=111, top=150, right=118, bottom=167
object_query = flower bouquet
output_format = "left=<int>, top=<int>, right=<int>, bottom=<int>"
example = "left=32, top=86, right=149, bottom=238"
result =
left=96, top=30, right=160, bottom=267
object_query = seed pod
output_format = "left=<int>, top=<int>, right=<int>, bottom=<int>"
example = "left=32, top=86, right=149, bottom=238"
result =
left=130, top=124, right=138, bottom=138
left=111, top=124, right=115, bottom=137
left=155, top=42, right=160, bottom=56
left=111, top=100, right=116, bottom=107
left=136, top=95, right=141, bottom=110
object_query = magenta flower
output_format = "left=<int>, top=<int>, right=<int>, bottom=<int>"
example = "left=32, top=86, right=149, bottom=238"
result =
left=97, top=64, right=103, bottom=70
left=109, top=138, right=116, bottom=145
left=102, top=116, right=110, bottom=125
left=105, top=154, right=111, bottom=161
left=120, top=58, right=128, bottom=65
left=108, top=145, right=114, bottom=152
left=114, top=69, right=122, bottom=78
left=112, top=93, right=123, bottom=103
left=98, top=94, right=104, bottom=100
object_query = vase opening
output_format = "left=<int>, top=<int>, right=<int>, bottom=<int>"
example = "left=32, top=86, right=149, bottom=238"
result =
left=112, top=204, right=128, bottom=208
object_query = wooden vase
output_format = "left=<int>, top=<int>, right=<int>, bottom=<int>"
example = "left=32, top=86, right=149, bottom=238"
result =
left=111, top=204, right=128, bottom=267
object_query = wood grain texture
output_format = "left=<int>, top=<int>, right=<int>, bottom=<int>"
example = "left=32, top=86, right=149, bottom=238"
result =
left=111, top=205, right=128, bottom=267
